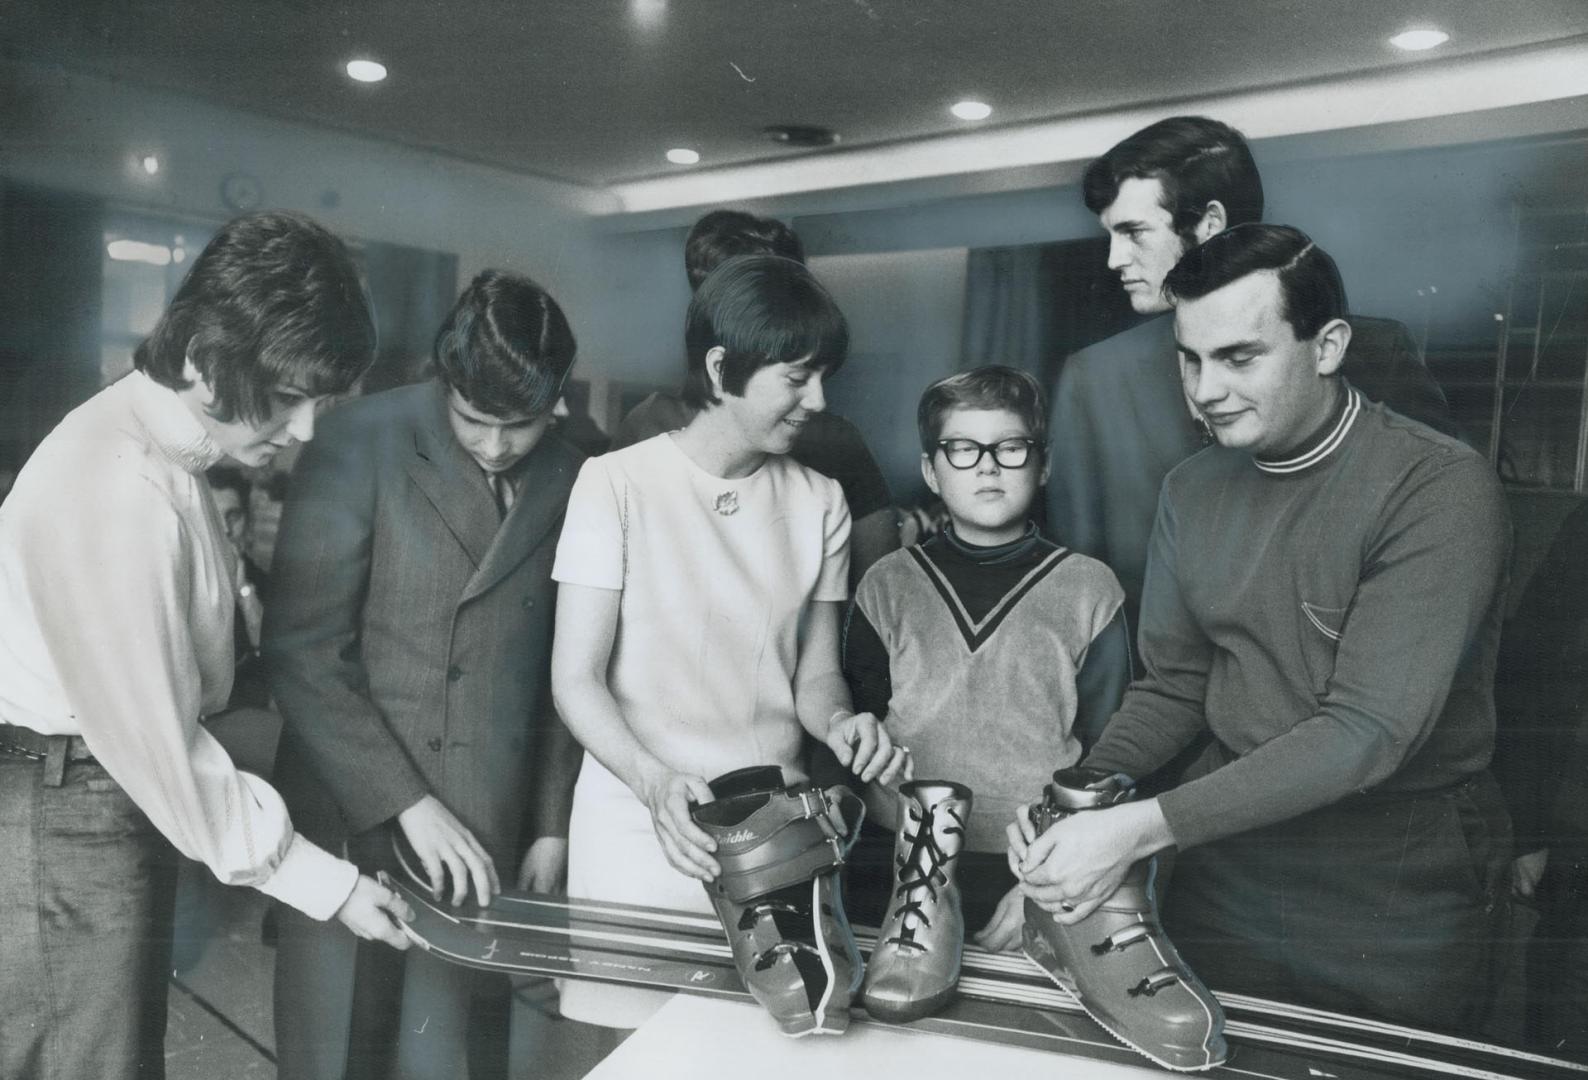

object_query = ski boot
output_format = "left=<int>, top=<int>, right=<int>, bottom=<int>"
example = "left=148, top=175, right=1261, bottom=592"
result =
left=862, top=780, right=971, bottom=1022
left=693, top=766, right=866, bottom=1036
left=1021, top=767, right=1228, bottom=1071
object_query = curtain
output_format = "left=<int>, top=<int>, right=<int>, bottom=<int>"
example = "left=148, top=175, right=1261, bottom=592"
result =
left=960, top=243, right=1053, bottom=379
left=960, top=235, right=1147, bottom=389
left=356, top=240, right=459, bottom=394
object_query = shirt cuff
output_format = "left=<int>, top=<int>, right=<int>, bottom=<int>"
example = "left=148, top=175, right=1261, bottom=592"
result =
left=256, top=832, right=360, bottom=921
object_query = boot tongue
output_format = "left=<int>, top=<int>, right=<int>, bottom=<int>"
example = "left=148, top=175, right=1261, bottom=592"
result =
left=709, top=765, right=788, bottom=800
left=1044, top=767, right=1136, bottom=811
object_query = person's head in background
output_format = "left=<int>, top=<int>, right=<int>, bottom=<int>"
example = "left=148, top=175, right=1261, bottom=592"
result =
left=683, top=255, right=847, bottom=457
left=917, top=366, right=1049, bottom=547
left=206, top=465, right=254, bottom=552
left=434, top=269, right=578, bottom=476
left=134, top=210, right=377, bottom=467
left=1166, top=223, right=1352, bottom=458
left=1083, top=116, right=1264, bottom=316
left=684, top=210, right=806, bottom=292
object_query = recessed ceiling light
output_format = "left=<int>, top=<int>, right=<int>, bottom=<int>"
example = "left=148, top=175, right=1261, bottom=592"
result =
left=140, top=154, right=161, bottom=176
left=666, top=148, right=700, bottom=165
left=1389, top=28, right=1449, bottom=51
left=630, top=0, right=667, bottom=29
left=345, top=58, right=388, bottom=83
left=951, top=100, right=992, bottom=121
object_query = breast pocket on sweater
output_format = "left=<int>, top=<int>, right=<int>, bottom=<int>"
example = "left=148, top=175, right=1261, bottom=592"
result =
left=1299, top=600, right=1348, bottom=697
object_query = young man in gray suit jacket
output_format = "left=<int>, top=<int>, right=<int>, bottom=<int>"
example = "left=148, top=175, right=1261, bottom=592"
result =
left=265, top=270, right=586, bottom=1080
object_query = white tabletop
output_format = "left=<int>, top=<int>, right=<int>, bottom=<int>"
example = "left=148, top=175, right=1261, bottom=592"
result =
left=584, top=993, right=1167, bottom=1080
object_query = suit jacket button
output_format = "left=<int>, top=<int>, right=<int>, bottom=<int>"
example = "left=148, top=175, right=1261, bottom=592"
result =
left=427, top=737, right=443, bottom=752
left=522, top=597, right=534, bottom=608
left=447, top=665, right=463, bottom=682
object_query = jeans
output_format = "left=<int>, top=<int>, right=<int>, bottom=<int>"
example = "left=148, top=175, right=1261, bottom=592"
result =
left=0, top=752, right=179, bottom=1080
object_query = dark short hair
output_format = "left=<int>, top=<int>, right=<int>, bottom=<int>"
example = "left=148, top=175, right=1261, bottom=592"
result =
left=684, top=210, right=806, bottom=291
left=134, top=211, right=376, bottom=424
left=1083, top=116, right=1264, bottom=242
left=1164, top=223, right=1348, bottom=340
left=917, top=365, right=1047, bottom=454
left=683, top=255, right=847, bottom=410
left=433, top=270, right=577, bottom=417
left=206, top=464, right=251, bottom=507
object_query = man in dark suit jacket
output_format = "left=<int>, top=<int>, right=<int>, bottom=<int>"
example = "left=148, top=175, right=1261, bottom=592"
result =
left=1047, top=116, right=1457, bottom=643
left=265, top=271, right=585, bottom=1080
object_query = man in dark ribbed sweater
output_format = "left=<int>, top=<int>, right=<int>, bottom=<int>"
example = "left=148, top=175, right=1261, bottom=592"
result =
left=1011, top=225, right=1512, bottom=1032
left=1047, top=117, right=1457, bottom=649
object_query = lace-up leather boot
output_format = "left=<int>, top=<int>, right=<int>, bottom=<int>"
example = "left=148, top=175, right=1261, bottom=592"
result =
left=1021, top=767, right=1228, bottom=1071
left=693, top=766, right=865, bottom=1036
left=861, top=780, right=971, bottom=1022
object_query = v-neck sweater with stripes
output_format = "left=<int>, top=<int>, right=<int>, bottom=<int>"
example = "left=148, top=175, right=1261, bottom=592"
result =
left=844, top=525, right=1130, bottom=851
left=1084, top=388, right=1511, bottom=851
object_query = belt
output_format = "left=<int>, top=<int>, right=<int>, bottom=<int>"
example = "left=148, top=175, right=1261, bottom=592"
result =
left=0, top=722, right=97, bottom=787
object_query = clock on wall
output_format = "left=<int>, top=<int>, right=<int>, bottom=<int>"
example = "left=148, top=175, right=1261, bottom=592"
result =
left=220, top=172, right=263, bottom=212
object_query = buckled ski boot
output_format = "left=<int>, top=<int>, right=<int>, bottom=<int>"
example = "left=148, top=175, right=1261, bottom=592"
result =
left=862, top=780, right=971, bottom=1022
left=1020, top=767, right=1228, bottom=1072
left=693, top=766, right=866, bottom=1036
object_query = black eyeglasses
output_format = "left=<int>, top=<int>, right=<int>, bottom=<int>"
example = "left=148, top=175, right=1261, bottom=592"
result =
left=934, top=438, right=1042, bottom=470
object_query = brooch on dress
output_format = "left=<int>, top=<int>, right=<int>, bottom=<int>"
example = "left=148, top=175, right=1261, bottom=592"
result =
left=713, top=490, right=740, bottom=516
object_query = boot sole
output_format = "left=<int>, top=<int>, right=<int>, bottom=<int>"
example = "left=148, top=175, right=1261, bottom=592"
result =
left=862, top=982, right=958, bottom=1024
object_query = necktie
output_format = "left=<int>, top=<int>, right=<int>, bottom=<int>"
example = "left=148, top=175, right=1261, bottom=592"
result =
left=490, top=472, right=514, bottom=518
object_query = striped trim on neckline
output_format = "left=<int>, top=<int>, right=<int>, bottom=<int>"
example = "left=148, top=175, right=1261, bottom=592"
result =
left=1255, top=387, right=1361, bottom=475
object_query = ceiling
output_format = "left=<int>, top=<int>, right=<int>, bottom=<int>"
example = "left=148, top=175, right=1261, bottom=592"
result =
left=6, top=0, right=1588, bottom=192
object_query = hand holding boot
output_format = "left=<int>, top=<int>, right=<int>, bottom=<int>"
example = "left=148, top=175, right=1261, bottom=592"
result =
left=636, top=760, right=720, bottom=881
left=1008, top=797, right=1174, bottom=925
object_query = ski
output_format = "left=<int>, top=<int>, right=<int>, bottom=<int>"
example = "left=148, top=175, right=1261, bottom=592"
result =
left=384, top=877, right=1584, bottom=1080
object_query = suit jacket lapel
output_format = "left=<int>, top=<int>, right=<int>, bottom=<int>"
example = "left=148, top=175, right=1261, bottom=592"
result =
left=403, top=382, right=499, bottom=570
left=461, top=438, right=576, bottom=603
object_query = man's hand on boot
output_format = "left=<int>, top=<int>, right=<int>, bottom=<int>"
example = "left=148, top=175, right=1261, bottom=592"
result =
left=972, top=884, right=1027, bottom=953
left=1012, top=798, right=1174, bottom=926
left=637, top=760, right=720, bottom=881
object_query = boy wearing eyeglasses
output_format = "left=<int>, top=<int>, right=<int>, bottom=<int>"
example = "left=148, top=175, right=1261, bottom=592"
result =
left=842, top=365, right=1132, bottom=951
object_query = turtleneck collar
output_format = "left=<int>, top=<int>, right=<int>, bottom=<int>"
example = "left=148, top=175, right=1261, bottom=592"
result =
left=940, top=520, right=1042, bottom=565
left=1254, top=385, right=1361, bottom=476
left=126, top=370, right=226, bottom=475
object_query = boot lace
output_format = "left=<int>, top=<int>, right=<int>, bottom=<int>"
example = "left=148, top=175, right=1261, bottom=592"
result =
left=884, top=801, right=964, bottom=952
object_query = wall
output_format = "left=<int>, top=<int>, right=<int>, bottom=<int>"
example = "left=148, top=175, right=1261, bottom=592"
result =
left=808, top=249, right=969, bottom=501
left=6, top=56, right=1584, bottom=424
left=0, top=57, right=609, bottom=359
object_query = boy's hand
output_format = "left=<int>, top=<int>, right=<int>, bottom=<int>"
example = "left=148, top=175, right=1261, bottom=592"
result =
left=1511, top=848, right=1549, bottom=899
left=972, top=884, right=1026, bottom=953
left=825, top=711, right=911, bottom=785
left=636, top=761, right=720, bottom=881
left=515, top=836, right=569, bottom=894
